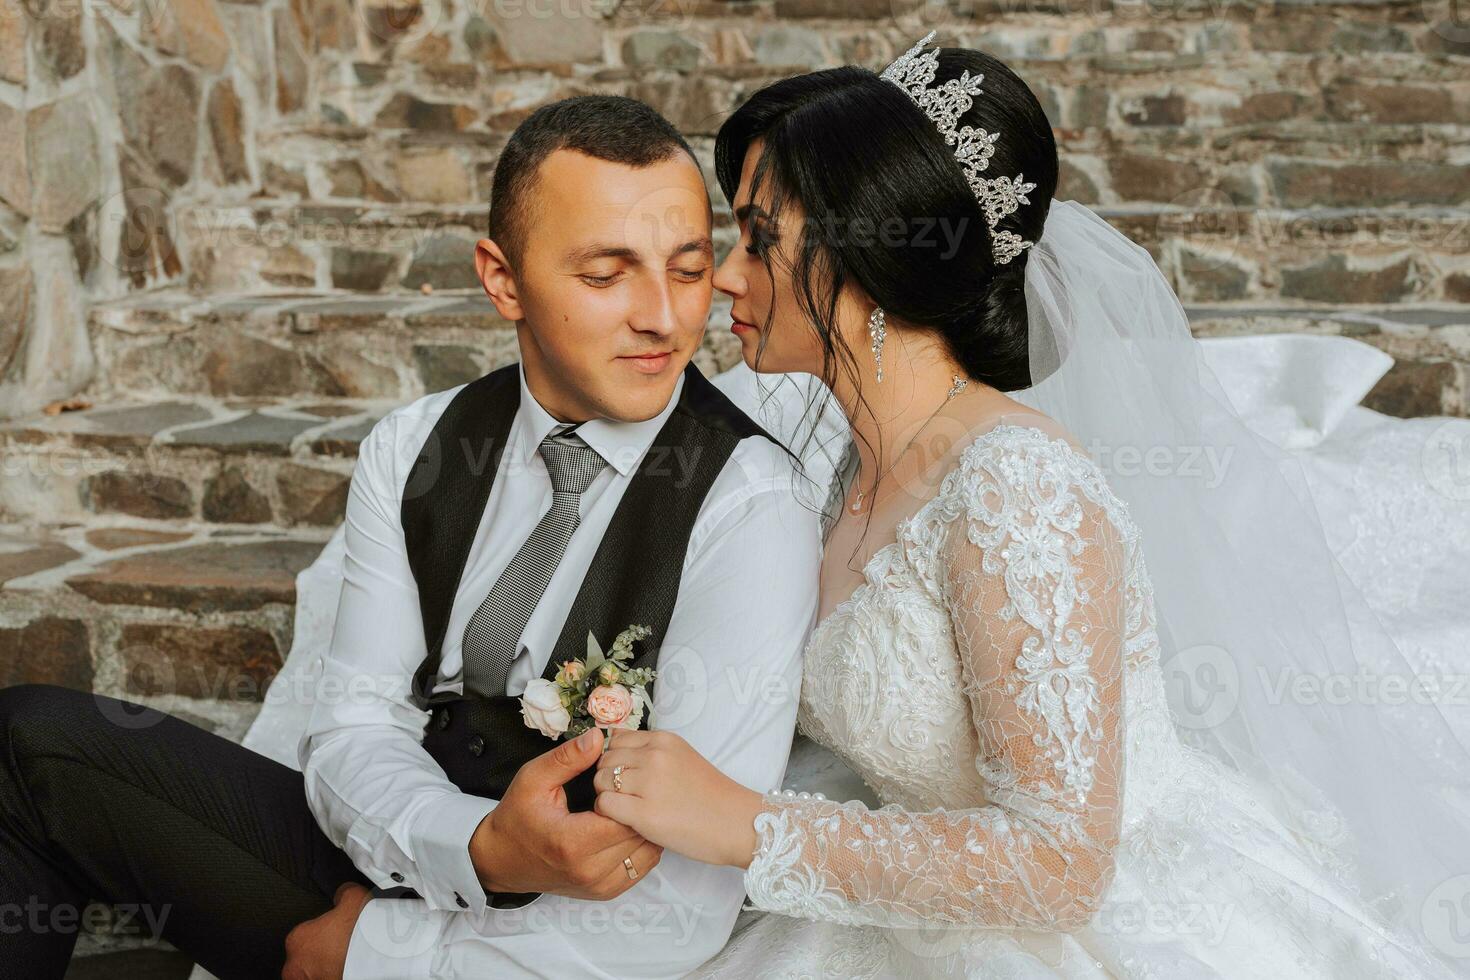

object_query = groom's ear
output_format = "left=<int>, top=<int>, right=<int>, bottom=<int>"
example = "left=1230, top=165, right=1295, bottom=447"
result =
left=475, top=237, right=525, bottom=323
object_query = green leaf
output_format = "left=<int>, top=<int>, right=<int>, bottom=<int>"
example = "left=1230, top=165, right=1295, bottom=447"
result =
left=583, top=632, right=606, bottom=672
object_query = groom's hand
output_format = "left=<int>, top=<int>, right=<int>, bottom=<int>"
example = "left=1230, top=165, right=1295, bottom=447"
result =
left=470, top=727, right=662, bottom=900
left=281, top=882, right=373, bottom=980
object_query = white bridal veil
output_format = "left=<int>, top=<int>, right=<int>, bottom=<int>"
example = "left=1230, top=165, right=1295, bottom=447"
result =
left=1013, top=198, right=1470, bottom=973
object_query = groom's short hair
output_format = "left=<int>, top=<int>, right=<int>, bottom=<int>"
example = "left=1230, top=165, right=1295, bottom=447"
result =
left=488, top=95, right=703, bottom=269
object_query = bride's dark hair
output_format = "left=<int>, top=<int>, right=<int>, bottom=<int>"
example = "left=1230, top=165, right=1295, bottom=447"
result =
left=715, top=47, right=1058, bottom=401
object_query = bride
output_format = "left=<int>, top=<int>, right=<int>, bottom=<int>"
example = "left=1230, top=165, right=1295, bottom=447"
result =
left=587, top=33, right=1470, bottom=978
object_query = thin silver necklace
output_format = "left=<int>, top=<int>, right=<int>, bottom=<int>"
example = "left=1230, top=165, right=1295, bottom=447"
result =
left=849, top=374, right=970, bottom=515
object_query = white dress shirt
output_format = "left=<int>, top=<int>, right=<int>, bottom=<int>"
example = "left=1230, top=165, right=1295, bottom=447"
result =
left=299, top=362, right=822, bottom=979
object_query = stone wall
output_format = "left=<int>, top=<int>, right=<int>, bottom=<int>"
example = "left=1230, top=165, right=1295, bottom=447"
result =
left=1, top=0, right=1468, bottom=422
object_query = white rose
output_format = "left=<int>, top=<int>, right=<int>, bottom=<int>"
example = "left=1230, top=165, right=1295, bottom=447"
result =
left=520, top=678, right=570, bottom=738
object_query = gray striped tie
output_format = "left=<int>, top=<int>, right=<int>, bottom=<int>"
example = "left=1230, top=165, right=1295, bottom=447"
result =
left=461, top=425, right=607, bottom=698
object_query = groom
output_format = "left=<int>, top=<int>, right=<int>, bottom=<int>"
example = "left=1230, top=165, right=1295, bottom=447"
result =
left=0, top=96, right=821, bottom=979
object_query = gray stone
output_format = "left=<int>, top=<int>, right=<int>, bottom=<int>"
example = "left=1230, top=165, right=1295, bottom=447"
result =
left=142, top=0, right=231, bottom=72
left=310, top=416, right=377, bottom=457
left=326, top=160, right=398, bottom=202
left=1280, top=254, right=1416, bottom=305
left=1121, top=93, right=1186, bottom=127
left=414, top=343, right=484, bottom=391
left=35, top=1, right=85, bottom=80
left=27, top=96, right=101, bottom=233
left=0, top=102, right=28, bottom=217
left=402, top=234, right=479, bottom=290
left=108, top=22, right=202, bottom=190
left=1178, top=245, right=1251, bottom=301
left=314, top=346, right=401, bottom=398
left=1273, top=160, right=1470, bottom=208
left=273, top=8, right=309, bottom=115
left=752, top=27, right=826, bottom=67
left=82, top=470, right=194, bottom=520
left=115, top=144, right=183, bottom=287
left=0, top=529, right=80, bottom=585
left=147, top=65, right=202, bottom=188
left=0, top=0, right=24, bottom=85
left=276, top=463, right=350, bottom=526
left=208, top=79, right=251, bottom=185
left=171, top=410, right=323, bottom=455
left=622, top=31, right=702, bottom=71
left=200, top=333, right=340, bottom=397
left=84, top=527, right=194, bottom=551
left=0, top=617, right=93, bottom=690
left=486, top=3, right=602, bottom=64
left=1363, top=360, right=1454, bottom=419
left=117, top=622, right=282, bottom=701
left=331, top=249, right=400, bottom=291
left=374, top=93, right=474, bottom=132
left=203, top=466, right=273, bottom=523
left=1330, top=22, right=1411, bottom=54
left=1107, top=152, right=1207, bottom=205
left=66, top=539, right=323, bottom=613
left=8, top=400, right=213, bottom=449
left=1324, top=82, right=1453, bottom=125
left=1223, top=91, right=1308, bottom=126
left=0, top=264, right=29, bottom=378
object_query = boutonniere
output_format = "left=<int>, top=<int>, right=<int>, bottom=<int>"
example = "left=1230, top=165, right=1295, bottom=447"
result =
left=519, top=624, right=655, bottom=739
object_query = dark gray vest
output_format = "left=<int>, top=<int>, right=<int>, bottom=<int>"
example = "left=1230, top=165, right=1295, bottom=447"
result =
left=398, top=362, right=782, bottom=902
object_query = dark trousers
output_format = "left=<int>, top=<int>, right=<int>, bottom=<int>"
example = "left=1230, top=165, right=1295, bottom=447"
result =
left=0, top=683, right=374, bottom=980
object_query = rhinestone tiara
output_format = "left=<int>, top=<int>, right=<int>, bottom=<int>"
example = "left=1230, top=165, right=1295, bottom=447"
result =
left=880, top=30, right=1037, bottom=266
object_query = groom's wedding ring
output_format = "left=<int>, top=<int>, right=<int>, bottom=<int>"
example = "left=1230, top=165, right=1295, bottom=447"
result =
left=612, top=765, right=625, bottom=792
left=623, top=856, right=639, bottom=880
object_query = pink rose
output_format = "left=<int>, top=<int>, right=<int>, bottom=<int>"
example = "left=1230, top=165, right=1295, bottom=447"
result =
left=555, top=660, right=585, bottom=686
left=585, top=684, right=634, bottom=728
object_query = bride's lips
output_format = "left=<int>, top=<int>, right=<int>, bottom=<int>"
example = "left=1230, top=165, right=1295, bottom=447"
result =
left=730, top=315, right=758, bottom=336
left=620, top=351, right=673, bottom=374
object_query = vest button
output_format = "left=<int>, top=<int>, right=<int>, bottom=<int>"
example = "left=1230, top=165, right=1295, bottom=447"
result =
left=435, top=708, right=450, bottom=730
left=467, top=734, right=484, bottom=757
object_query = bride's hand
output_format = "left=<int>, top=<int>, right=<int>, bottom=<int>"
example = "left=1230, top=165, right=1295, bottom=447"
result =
left=592, top=729, right=761, bottom=870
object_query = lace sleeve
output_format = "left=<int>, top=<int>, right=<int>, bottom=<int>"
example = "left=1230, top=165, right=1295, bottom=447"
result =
left=743, top=434, right=1128, bottom=930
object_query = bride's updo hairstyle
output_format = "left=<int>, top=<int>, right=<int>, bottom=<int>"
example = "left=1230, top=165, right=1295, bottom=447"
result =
left=714, top=46, right=1057, bottom=394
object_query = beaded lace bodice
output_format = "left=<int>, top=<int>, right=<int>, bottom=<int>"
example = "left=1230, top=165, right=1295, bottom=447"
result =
left=742, top=422, right=1183, bottom=929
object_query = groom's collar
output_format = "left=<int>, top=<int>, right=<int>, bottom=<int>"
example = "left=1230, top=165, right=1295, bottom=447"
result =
left=515, top=361, right=686, bottom=477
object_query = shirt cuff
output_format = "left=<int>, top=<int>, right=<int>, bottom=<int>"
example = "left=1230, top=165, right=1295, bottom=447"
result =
left=343, top=898, right=440, bottom=980
left=405, top=793, right=497, bottom=912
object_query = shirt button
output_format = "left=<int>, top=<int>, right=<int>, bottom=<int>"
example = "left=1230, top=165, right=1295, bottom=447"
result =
left=467, top=735, right=484, bottom=757
left=455, top=892, right=469, bottom=909
left=391, top=872, right=404, bottom=883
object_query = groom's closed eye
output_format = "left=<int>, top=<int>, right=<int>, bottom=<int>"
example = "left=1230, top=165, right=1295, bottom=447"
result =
left=564, top=240, right=713, bottom=287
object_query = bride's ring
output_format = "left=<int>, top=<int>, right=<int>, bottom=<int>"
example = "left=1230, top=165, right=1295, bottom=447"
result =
left=612, top=765, right=625, bottom=792
left=623, top=856, right=638, bottom=880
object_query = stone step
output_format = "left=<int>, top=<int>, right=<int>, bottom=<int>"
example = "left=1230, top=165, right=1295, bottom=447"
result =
left=306, top=14, right=1468, bottom=138
left=83, top=290, right=744, bottom=401
left=0, top=395, right=382, bottom=529
left=252, top=120, right=1470, bottom=210
left=9, top=296, right=1465, bottom=532
left=175, top=198, right=1470, bottom=303
left=0, top=520, right=316, bottom=719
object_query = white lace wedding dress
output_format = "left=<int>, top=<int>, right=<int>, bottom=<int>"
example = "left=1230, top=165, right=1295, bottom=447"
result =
left=692, top=415, right=1447, bottom=979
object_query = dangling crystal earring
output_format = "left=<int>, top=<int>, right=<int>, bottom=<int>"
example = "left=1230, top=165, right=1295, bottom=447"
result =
left=868, top=307, right=887, bottom=383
